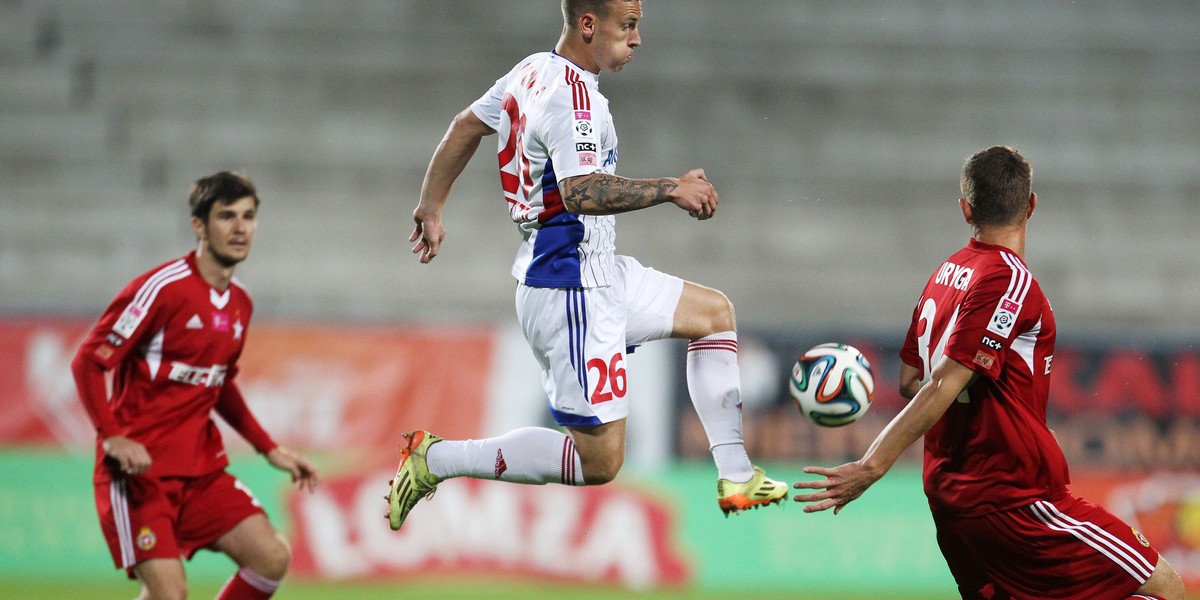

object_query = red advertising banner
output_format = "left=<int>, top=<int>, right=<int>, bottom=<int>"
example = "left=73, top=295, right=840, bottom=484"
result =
left=680, top=331, right=1200, bottom=470
left=1071, top=471, right=1200, bottom=590
left=287, top=471, right=690, bottom=588
left=0, top=318, right=494, bottom=453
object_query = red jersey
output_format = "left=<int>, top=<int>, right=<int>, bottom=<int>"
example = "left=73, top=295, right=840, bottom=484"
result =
left=74, top=253, right=275, bottom=482
left=900, top=238, right=1069, bottom=517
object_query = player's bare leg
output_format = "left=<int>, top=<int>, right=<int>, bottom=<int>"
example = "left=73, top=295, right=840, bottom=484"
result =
left=210, top=514, right=289, bottom=598
left=565, top=419, right=627, bottom=485
left=673, top=281, right=787, bottom=514
left=133, top=558, right=187, bottom=600
left=1133, top=555, right=1185, bottom=600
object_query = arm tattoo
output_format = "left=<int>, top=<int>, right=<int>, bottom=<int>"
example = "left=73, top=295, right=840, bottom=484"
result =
left=561, top=173, right=678, bottom=215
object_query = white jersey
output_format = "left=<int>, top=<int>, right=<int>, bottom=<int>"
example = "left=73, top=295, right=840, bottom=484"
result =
left=471, top=51, right=618, bottom=289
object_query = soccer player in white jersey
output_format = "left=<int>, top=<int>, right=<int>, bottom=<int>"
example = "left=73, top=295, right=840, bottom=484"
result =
left=387, top=0, right=787, bottom=530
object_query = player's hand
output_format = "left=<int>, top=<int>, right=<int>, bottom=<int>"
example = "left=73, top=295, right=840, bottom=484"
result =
left=103, top=435, right=152, bottom=476
left=266, top=446, right=321, bottom=493
left=410, top=205, right=445, bottom=264
left=791, top=461, right=881, bottom=515
left=670, top=168, right=719, bottom=220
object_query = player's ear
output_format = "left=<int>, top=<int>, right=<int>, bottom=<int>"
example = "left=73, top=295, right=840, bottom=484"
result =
left=190, top=215, right=205, bottom=240
left=958, top=197, right=973, bottom=224
left=579, top=13, right=597, bottom=39
left=1026, top=192, right=1037, bottom=219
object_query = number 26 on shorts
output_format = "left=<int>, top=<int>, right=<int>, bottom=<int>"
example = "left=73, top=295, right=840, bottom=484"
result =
left=587, top=352, right=626, bottom=404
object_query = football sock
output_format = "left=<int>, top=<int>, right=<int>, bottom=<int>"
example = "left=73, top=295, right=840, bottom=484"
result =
left=1126, top=595, right=1166, bottom=599
left=215, top=568, right=279, bottom=600
left=686, top=331, right=754, bottom=482
left=426, top=427, right=583, bottom=486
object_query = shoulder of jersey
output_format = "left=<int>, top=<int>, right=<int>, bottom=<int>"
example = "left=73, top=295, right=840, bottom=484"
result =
left=130, top=257, right=193, bottom=304
left=230, top=276, right=253, bottom=303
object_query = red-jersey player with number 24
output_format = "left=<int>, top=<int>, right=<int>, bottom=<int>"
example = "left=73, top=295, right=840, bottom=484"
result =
left=793, top=146, right=1184, bottom=600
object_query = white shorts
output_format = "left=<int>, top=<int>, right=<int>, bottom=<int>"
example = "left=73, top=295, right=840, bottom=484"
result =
left=515, top=255, right=684, bottom=427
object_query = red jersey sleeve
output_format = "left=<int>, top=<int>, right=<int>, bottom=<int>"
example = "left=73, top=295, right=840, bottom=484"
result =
left=214, top=379, right=277, bottom=455
left=72, top=270, right=174, bottom=438
left=942, top=269, right=1019, bottom=381
left=899, top=298, right=924, bottom=370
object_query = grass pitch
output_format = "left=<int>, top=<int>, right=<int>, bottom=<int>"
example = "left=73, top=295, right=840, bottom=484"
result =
left=0, top=578, right=964, bottom=600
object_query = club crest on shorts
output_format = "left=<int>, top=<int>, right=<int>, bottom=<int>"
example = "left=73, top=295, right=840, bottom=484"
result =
left=137, top=526, right=157, bottom=551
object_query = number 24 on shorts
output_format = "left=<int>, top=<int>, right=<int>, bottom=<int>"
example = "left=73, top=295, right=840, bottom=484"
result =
left=587, top=352, right=626, bottom=404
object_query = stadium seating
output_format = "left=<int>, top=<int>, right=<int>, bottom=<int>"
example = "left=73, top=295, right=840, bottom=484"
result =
left=1, top=0, right=1197, bottom=333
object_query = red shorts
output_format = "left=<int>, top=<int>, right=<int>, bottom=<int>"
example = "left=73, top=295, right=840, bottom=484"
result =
left=94, top=470, right=266, bottom=574
left=934, top=493, right=1159, bottom=600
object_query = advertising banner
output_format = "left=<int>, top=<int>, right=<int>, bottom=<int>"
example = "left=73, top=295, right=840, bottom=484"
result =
left=0, top=319, right=495, bottom=453
left=2, top=317, right=1198, bottom=593
left=675, top=328, right=1200, bottom=471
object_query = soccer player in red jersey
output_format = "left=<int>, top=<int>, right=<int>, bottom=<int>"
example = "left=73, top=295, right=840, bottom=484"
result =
left=793, top=147, right=1184, bottom=600
left=71, top=171, right=320, bottom=600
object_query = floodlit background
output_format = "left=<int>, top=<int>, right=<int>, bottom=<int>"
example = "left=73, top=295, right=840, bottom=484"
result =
left=1, top=1, right=1198, bottom=598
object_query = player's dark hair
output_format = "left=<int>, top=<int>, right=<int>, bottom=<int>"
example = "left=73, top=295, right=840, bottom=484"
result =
left=561, top=0, right=620, bottom=27
left=960, top=146, right=1032, bottom=227
left=188, top=171, right=259, bottom=224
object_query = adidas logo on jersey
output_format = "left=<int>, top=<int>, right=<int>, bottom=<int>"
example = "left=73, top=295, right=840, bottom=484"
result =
left=185, top=314, right=204, bottom=329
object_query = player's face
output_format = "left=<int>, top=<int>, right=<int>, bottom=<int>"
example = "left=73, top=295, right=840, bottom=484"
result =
left=195, top=196, right=257, bottom=267
left=593, top=1, right=642, bottom=72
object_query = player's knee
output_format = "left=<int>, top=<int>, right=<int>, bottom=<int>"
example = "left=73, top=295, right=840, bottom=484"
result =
left=687, top=290, right=736, bottom=337
left=140, top=582, right=187, bottom=600
left=254, top=534, right=292, bottom=580
left=700, top=290, right=736, bottom=335
left=581, top=452, right=624, bottom=485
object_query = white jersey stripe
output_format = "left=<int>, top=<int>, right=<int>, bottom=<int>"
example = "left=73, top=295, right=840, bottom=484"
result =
left=137, top=270, right=191, bottom=313
left=1000, top=252, right=1032, bottom=305
left=145, top=327, right=165, bottom=380
left=131, top=259, right=189, bottom=309
left=1029, top=501, right=1154, bottom=582
left=110, top=479, right=135, bottom=568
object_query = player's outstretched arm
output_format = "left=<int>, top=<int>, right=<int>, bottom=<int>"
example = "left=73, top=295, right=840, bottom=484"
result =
left=561, top=168, right=718, bottom=219
left=266, top=446, right=320, bottom=492
left=411, top=108, right=495, bottom=264
left=793, top=357, right=976, bottom=514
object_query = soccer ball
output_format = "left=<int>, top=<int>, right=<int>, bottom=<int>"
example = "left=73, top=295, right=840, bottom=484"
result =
left=790, top=343, right=875, bottom=427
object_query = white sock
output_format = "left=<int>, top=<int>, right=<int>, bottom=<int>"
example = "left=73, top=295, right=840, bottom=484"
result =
left=687, top=332, right=754, bottom=482
left=426, top=427, right=583, bottom=486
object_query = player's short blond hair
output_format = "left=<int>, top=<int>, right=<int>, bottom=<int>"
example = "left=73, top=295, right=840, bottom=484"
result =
left=562, top=0, right=636, bottom=28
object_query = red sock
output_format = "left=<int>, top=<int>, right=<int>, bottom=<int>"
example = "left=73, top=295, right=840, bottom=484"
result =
left=1127, top=595, right=1166, bottom=600
left=215, top=568, right=279, bottom=600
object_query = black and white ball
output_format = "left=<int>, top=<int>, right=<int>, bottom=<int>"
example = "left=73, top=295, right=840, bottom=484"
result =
left=790, top=343, right=875, bottom=427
